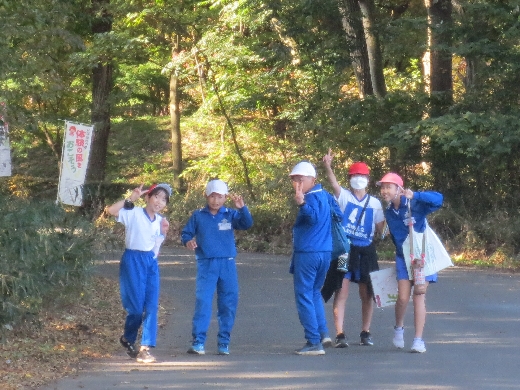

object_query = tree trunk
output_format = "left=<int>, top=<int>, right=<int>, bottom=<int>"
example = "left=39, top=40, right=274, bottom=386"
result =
left=358, top=0, right=386, bottom=98
left=423, top=0, right=453, bottom=116
left=452, top=1, right=477, bottom=91
left=338, top=0, right=373, bottom=98
left=169, top=56, right=183, bottom=191
left=89, top=63, right=112, bottom=185
left=85, top=0, right=112, bottom=217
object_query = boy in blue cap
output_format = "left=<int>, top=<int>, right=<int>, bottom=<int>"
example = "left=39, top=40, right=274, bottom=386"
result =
left=107, top=183, right=172, bottom=364
left=182, top=179, right=253, bottom=355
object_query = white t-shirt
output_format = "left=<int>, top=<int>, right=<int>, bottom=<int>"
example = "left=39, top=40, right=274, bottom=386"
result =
left=117, top=207, right=163, bottom=251
left=336, top=188, right=385, bottom=247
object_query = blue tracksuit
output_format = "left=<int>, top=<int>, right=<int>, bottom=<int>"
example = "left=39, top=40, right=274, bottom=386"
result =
left=181, top=205, right=253, bottom=346
left=290, top=184, right=334, bottom=344
left=384, top=191, right=443, bottom=281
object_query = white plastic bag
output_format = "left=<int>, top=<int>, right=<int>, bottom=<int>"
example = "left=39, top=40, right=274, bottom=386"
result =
left=402, top=224, right=453, bottom=279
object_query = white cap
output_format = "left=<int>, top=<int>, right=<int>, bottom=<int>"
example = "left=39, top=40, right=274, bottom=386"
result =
left=290, top=161, right=316, bottom=178
left=205, top=179, right=229, bottom=196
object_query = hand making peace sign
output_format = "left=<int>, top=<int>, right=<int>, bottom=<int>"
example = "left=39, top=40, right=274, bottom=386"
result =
left=293, top=180, right=305, bottom=205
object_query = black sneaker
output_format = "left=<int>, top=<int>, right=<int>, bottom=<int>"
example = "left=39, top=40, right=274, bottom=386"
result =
left=360, top=331, right=374, bottom=346
left=120, top=335, right=138, bottom=358
left=335, top=333, right=349, bottom=348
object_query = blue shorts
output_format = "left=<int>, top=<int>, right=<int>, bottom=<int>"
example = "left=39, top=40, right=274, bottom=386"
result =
left=344, top=269, right=361, bottom=280
left=395, top=256, right=437, bottom=283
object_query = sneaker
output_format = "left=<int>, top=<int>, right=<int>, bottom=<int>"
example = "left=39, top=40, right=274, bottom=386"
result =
left=411, top=338, right=426, bottom=353
left=187, top=343, right=205, bottom=355
left=393, top=326, right=405, bottom=349
left=136, top=348, right=156, bottom=363
left=295, top=342, right=325, bottom=356
left=120, top=335, right=138, bottom=358
left=360, top=331, right=374, bottom=346
left=218, top=343, right=229, bottom=355
left=321, top=335, right=332, bottom=348
left=335, top=333, right=349, bottom=348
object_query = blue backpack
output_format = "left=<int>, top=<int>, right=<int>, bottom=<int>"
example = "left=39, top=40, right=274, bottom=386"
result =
left=327, top=193, right=350, bottom=261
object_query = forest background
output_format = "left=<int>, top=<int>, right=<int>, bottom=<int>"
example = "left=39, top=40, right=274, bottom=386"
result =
left=1, top=0, right=520, bottom=342
left=2, top=0, right=520, bottom=386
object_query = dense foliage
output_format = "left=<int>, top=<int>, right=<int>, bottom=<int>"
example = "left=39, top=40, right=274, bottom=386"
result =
left=0, top=197, right=97, bottom=325
left=1, top=0, right=520, bottom=267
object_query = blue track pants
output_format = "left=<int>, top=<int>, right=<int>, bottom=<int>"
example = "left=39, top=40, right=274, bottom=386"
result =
left=119, top=249, right=159, bottom=347
left=192, top=258, right=239, bottom=345
left=292, top=251, right=330, bottom=344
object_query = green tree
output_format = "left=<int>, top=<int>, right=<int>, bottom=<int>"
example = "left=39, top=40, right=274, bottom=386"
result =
left=424, top=0, right=453, bottom=116
left=87, top=0, right=114, bottom=214
left=0, top=0, right=90, bottom=162
left=110, top=0, right=217, bottom=191
left=338, top=0, right=374, bottom=98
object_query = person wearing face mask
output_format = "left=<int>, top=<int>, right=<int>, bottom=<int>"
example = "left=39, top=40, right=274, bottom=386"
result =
left=322, top=149, right=385, bottom=348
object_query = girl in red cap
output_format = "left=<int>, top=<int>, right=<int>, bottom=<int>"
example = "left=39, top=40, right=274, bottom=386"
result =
left=107, top=183, right=171, bottom=363
left=377, top=173, right=443, bottom=353
left=322, top=150, right=385, bottom=348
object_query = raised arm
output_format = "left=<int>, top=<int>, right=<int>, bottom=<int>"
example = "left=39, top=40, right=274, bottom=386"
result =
left=106, top=184, right=147, bottom=217
left=229, top=194, right=253, bottom=230
left=322, top=149, right=342, bottom=198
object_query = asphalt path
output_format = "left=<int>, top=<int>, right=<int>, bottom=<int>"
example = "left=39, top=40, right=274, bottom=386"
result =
left=40, top=247, right=520, bottom=389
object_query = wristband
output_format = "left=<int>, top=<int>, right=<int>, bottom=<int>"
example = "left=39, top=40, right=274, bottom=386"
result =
left=123, top=199, right=134, bottom=210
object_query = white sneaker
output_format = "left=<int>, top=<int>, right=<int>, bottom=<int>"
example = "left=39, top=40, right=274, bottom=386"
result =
left=136, top=348, right=156, bottom=363
left=321, top=336, right=333, bottom=348
left=393, top=326, right=404, bottom=349
left=411, top=338, right=426, bottom=353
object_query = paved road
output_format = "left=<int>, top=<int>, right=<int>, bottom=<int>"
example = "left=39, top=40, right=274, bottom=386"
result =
left=40, top=247, right=520, bottom=389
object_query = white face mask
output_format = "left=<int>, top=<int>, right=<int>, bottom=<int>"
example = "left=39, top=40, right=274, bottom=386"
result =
left=350, top=176, right=368, bottom=190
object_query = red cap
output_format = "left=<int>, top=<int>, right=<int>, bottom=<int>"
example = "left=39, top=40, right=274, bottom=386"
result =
left=147, top=183, right=172, bottom=196
left=348, top=162, right=370, bottom=175
left=376, top=173, right=404, bottom=188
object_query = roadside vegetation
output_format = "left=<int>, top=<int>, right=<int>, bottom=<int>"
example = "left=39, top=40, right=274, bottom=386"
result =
left=2, top=116, right=519, bottom=389
left=2, top=0, right=520, bottom=388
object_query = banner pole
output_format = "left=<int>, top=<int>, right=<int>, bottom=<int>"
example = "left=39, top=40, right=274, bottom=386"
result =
left=56, top=120, right=69, bottom=205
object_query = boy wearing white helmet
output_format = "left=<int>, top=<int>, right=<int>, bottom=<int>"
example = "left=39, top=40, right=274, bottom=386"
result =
left=107, top=183, right=172, bottom=363
left=377, top=173, right=443, bottom=353
left=322, top=149, right=385, bottom=348
left=289, top=161, right=341, bottom=355
left=182, top=179, right=253, bottom=356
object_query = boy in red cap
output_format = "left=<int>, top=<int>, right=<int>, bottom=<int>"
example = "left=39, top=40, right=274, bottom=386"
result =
left=377, top=173, right=443, bottom=353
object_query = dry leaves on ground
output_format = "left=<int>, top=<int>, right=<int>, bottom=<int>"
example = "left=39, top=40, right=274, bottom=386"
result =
left=0, top=276, right=124, bottom=390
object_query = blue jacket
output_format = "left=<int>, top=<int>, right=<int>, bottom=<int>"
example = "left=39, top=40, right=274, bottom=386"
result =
left=385, top=191, right=443, bottom=258
left=181, top=205, right=253, bottom=259
left=292, top=184, right=334, bottom=253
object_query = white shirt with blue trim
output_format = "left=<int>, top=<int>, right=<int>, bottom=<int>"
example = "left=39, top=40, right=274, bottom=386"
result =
left=117, top=207, right=163, bottom=251
left=336, top=188, right=385, bottom=246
